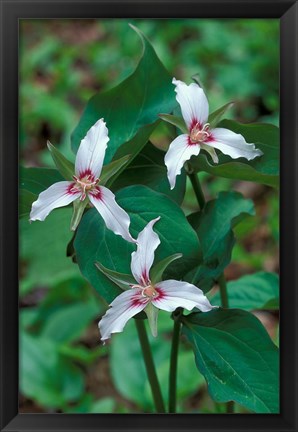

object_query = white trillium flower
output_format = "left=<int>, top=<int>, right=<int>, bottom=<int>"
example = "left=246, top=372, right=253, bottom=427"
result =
left=30, top=118, right=135, bottom=242
left=98, top=217, right=214, bottom=341
left=165, top=78, right=264, bottom=189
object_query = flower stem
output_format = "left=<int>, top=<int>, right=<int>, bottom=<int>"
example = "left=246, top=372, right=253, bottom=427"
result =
left=218, top=273, right=229, bottom=308
left=226, top=401, right=235, bottom=413
left=186, top=164, right=206, bottom=210
left=168, top=317, right=181, bottom=413
left=135, top=319, right=166, bottom=413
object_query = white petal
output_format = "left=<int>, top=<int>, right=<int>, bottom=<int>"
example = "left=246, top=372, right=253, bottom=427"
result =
left=207, top=128, right=263, bottom=161
left=98, top=288, right=148, bottom=341
left=88, top=185, right=135, bottom=243
left=75, top=118, right=109, bottom=179
left=131, top=217, right=161, bottom=286
left=29, top=181, right=80, bottom=222
left=152, top=280, right=214, bottom=313
left=173, top=78, right=209, bottom=130
left=164, top=134, right=200, bottom=190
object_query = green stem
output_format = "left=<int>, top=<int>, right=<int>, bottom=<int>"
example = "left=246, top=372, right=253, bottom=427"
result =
left=135, top=319, right=166, bottom=413
left=226, top=401, right=235, bottom=413
left=168, top=318, right=181, bottom=413
left=186, top=164, right=206, bottom=210
left=218, top=273, right=229, bottom=309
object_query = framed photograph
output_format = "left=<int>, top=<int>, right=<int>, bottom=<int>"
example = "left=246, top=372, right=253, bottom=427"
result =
left=1, top=1, right=297, bottom=431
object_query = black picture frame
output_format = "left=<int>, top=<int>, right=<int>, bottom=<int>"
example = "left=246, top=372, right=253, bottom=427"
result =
left=0, top=1, right=297, bottom=431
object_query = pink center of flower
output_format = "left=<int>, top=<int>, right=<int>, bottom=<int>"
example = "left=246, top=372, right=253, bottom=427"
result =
left=142, top=285, right=157, bottom=298
left=189, top=122, right=211, bottom=144
left=73, top=172, right=99, bottom=201
left=130, top=282, right=162, bottom=304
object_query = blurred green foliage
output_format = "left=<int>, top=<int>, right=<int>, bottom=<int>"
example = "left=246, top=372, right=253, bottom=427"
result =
left=19, top=19, right=279, bottom=413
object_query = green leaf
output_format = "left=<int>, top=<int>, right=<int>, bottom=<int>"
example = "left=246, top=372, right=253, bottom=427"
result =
left=19, top=189, right=36, bottom=219
left=186, top=191, right=255, bottom=292
left=159, top=114, right=188, bottom=134
left=47, top=141, right=75, bottom=180
left=59, top=345, right=107, bottom=365
left=20, top=166, right=64, bottom=195
left=211, top=272, right=279, bottom=310
left=100, top=154, right=131, bottom=186
left=19, top=167, right=65, bottom=219
left=71, top=25, right=176, bottom=163
left=95, top=261, right=135, bottom=291
left=182, top=308, right=279, bottom=413
left=41, top=298, right=99, bottom=343
left=90, top=398, right=116, bottom=413
left=20, top=332, right=84, bottom=408
left=74, top=185, right=201, bottom=304
left=20, top=208, right=81, bottom=294
left=208, top=102, right=234, bottom=128
left=193, top=120, right=279, bottom=187
left=150, top=253, right=183, bottom=284
left=111, top=142, right=186, bottom=205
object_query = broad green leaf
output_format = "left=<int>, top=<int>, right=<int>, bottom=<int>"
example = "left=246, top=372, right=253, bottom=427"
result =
left=100, top=154, right=131, bottom=186
left=20, top=208, right=81, bottom=294
left=20, top=166, right=64, bottom=195
left=95, top=261, right=135, bottom=291
left=19, top=167, right=64, bottom=219
left=150, top=253, right=183, bottom=284
left=74, top=185, right=201, bottom=303
left=47, top=141, right=75, bottom=180
left=186, top=191, right=255, bottom=292
left=90, top=398, right=116, bottom=413
left=71, top=25, right=176, bottom=163
left=111, top=142, right=186, bottom=204
left=59, top=345, right=107, bottom=365
left=19, top=189, right=36, bottom=219
left=208, top=102, right=234, bottom=128
left=211, top=272, right=279, bottom=310
left=182, top=309, right=279, bottom=413
left=41, top=298, right=99, bottom=343
left=20, top=332, right=84, bottom=408
left=192, top=120, right=279, bottom=187
left=159, top=114, right=188, bottom=134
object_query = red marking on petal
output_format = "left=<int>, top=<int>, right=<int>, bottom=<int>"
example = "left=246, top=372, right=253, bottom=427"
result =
left=154, top=287, right=166, bottom=301
left=189, top=118, right=202, bottom=132
left=79, top=168, right=95, bottom=181
left=67, top=182, right=79, bottom=195
left=187, top=136, right=200, bottom=146
left=130, top=292, right=147, bottom=308
left=89, top=186, right=102, bottom=200
left=141, top=270, right=150, bottom=286
left=205, top=132, right=215, bottom=143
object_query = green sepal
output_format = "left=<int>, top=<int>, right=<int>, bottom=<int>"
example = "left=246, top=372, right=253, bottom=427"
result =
left=159, top=114, right=188, bottom=134
left=144, top=302, right=158, bottom=337
left=95, top=261, right=135, bottom=291
left=150, top=253, right=183, bottom=285
left=47, top=141, right=75, bottom=181
left=70, top=199, right=88, bottom=232
left=200, top=144, right=219, bottom=164
left=208, top=102, right=234, bottom=128
left=101, top=155, right=131, bottom=187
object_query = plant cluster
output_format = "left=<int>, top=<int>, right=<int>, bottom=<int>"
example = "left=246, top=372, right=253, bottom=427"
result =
left=20, top=25, right=279, bottom=414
